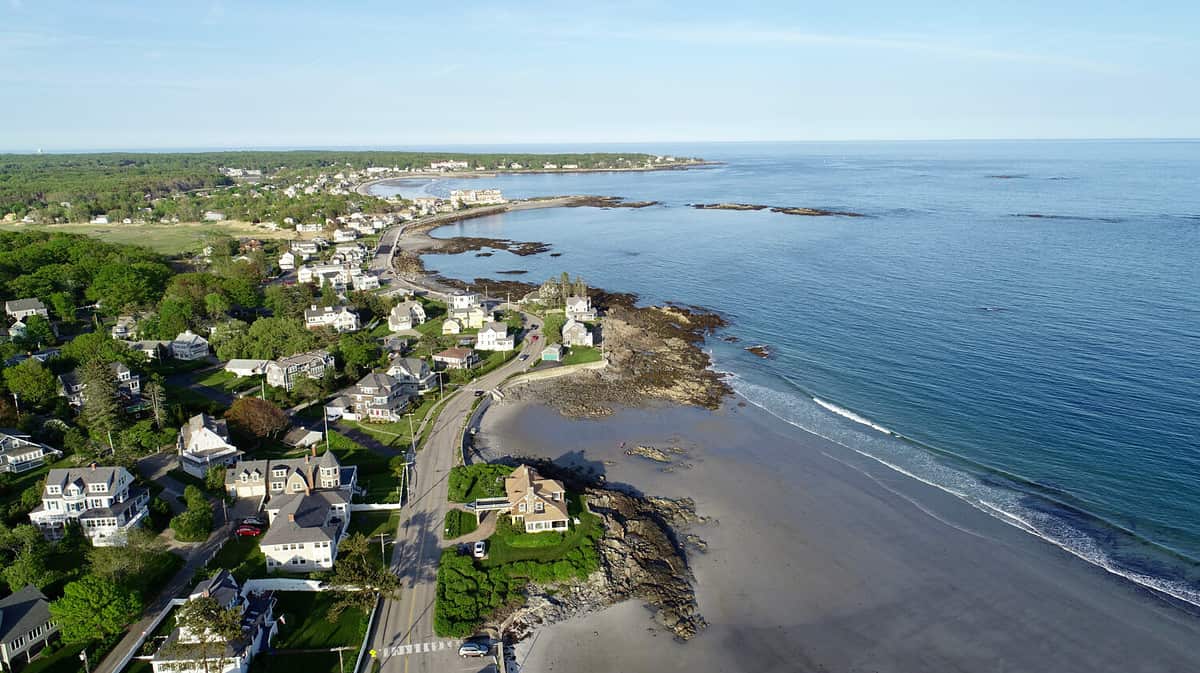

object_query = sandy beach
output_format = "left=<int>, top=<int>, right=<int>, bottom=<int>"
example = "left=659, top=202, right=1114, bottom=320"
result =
left=475, top=396, right=1200, bottom=673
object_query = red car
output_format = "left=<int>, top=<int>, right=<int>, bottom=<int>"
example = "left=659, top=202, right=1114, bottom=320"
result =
left=531, top=335, right=539, bottom=342
left=235, top=525, right=263, bottom=537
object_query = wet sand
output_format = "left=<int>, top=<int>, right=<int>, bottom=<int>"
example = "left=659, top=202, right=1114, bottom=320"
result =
left=476, top=398, right=1200, bottom=673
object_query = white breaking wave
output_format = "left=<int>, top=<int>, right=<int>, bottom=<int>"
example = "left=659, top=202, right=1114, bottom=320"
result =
left=729, top=377, right=1200, bottom=609
left=812, top=397, right=895, bottom=435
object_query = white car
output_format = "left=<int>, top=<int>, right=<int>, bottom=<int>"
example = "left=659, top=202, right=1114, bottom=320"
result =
left=473, top=541, right=486, bottom=558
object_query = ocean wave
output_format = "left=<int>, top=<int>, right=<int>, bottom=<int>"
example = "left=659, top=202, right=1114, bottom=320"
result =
left=728, top=376, right=1200, bottom=610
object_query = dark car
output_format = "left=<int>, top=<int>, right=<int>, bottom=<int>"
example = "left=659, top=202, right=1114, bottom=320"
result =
left=235, top=525, right=263, bottom=537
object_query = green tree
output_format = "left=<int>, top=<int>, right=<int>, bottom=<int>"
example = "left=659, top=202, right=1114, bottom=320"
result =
left=50, top=575, right=143, bottom=644
left=203, top=292, right=231, bottom=319
left=80, top=358, right=123, bottom=447
left=319, top=279, right=338, bottom=307
left=17, top=315, right=55, bottom=349
left=3, top=358, right=58, bottom=409
left=337, top=332, right=379, bottom=378
left=49, top=291, right=78, bottom=324
left=166, top=594, right=244, bottom=673
left=327, top=533, right=400, bottom=619
left=156, top=295, right=194, bottom=339
left=0, top=524, right=57, bottom=593
left=85, top=527, right=166, bottom=584
left=170, top=486, right=213, bottom=542
left=204, top=466, right=226, bottom=491
left=60, top=331, right=138, bottom=367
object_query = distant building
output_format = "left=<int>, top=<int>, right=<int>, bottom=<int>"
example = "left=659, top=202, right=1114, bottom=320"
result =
left=388, top=301, right=426, bottom=331
left=4, top=298, right=48, bottom=321
left=351, top=272, right=380, bottom=291
left=303, top=305, right=360, bottom=333
left=565, top=295, right=597, bottom=322
left=203, top=211, right=226, bottom=222
left=171, top=330, right=210, bottom=360
left=441, top=318, right=462, bottom=335
left=90, top=215, right=109, bottom=225
left=278, top=251, right=296, bottom=271
left=385, top=356, right=437, bottom=394
left=58, top=362, right=141, bottom=409
left=178, top=413, right=242, bottom=479
left=0, top=585, right=58, bottom=669
left=432, top=348, right=477, bottom=370
left=449, top=188, right=506, bottom=207
left=541, top=344, right=562, bottom=362
left=332, top=228, right=358, bottom=243
left=429, top=160, right=469, bottom=171
left=476, top=321, right=515, bottom=351
left=111, top=315, right=138, bottom=340
left=224, top=359, right=270, bottom=377
left=29, top=465, right=149, bottom=546
left=0, top=431, right=62, bottom=474
left=264, top=350, right=334, bottom=391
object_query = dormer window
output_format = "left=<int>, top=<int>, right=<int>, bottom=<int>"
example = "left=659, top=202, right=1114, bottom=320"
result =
left=239, top=473, right=248, bottom=482
left=535, top=502, right=544, bottom=512
left=272, top=468, right=287, bottom=477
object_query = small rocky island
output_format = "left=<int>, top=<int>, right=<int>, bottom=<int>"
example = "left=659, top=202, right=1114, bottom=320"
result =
left=691, top=202, right=866, bottom=217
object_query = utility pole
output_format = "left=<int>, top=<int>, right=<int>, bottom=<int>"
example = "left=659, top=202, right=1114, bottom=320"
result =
left=378, top=532, right=387, bottom=565
left=324, top=412, right=330, bottom=453
left=79, top=650, right=90, bottom=673
left=406, top=412, right=416, bottom=454
left=11, top=393, right=18, bottom=421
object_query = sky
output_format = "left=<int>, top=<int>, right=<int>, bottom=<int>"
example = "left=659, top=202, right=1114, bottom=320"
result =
left=1, top=0, right=1198, bottom=150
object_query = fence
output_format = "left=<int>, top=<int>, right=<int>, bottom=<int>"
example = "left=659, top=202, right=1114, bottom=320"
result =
left=354, top=595, right=384, bottom=673
left=351, top=503, right=406, bottom=512
left=104, top=598, right=186, bottom=673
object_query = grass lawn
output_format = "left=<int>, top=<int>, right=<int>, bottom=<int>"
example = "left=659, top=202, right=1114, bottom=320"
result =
left=272, top=592, right=368, bottom=650
left=165, top=384, right=224, bottom=415
left=327, top=432, right=401, bottom=503
left=209, top=533, right=266, bottom=582
left=482, top=494, right=600, bottom=567
left=540, top=310, right=565, bottom=345
left=196, top=369, right=263, bottom=395
left=447, top=464, right=514, bottom=503
left=443, top=509, right=478, bottom=540
left=0, top=221, right=296, bottom=255
left=348, top=510, right=399, bottom=539
left=561, top=345, right=602, bottom=366
left=24, top=642, right=89, bottom=673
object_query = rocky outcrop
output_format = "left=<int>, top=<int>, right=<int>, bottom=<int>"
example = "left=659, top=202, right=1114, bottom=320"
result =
left=691, top=202, right=866, bottom=217
left=502, top=485, right=707, bottom=642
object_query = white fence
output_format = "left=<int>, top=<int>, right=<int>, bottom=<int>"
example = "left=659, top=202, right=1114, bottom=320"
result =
left=104, top=598, right=186, bottom=673
left=351, top=503, right=405, bottom=511
left=354, top=595, right=383, bottom=673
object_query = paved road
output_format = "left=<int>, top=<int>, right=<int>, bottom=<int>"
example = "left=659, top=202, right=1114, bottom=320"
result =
left=367, top=318, right=541, bottom=673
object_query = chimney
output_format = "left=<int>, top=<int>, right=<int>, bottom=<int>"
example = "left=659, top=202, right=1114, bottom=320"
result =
left=287, top=513, right=295, bottom=523
left=89, top=462, right=97, bottom=471
left=310, top=304, right=317, bottom=311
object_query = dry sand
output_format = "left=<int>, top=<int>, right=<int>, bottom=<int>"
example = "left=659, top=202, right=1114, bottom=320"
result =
left=476, top=398, right=1200, bottom=673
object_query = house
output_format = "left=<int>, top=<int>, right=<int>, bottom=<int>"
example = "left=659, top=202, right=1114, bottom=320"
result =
left=565, top=295, right=597, bottom=322
left=178, top=413, right=242, bottom=479
left=449, top=189, right=506, bottom=207
left=203, top=210, right=226, bottom=222
left=5, top=298, right=48, bottom=321
left=150, top=571, right=277, bottom=673
left=430, top=160, right=469, bottom=171
left=332, top=228, right=358, bottom=243
left=125, top=339, right=169, bottom=361
left=303, top=305, right=360, bottom=333
left=295, top=223, right=322, bottom=233
left=0, top=431, right=62, bottom=474
left=264, top=350, right=334, bottom=391
left=388, top=301, right=426, bottom=331
left=351, top=272, right=380, bottom=291
left=58, top=362, right=141, bottom=408
left=111, top=315, right=138, bottom=339
left=29, top=465, right=149, bottom=545
left=386, top=357, right=437, bottom=394
left=504, top=465, right=569, bottom=533
left=90, top=214, right=109, bottom=225
left=0, top=585, right=58, bottom=670
left=541, top=344, right=563, bottom=362
left=224, top=359, right=270, bottom=377
left=7, top=320, right=25, bottom=340
left=278, top=251, right=296, bottom=271
left=441, top=318, right=462, bottom=335
left=448, top=290, right=480, bottom=312
left=562, top=319, right=594, bottom=347
left=225, top=450, right=356, bottom=573
left=432, top=348, right=477, bottom=370
left=449, top=305, right=488, bottom=330
left=348, top=372, right=410, bottom=422
left=283, top=426, right=323, bottom=449
left=291, top=241, right=319, bottom=257
left=323, top=395, right=354, bottom=421
left=297, top=263, right=352, bottom=286
left=476, top=322, right=515, bottom=351
left=172, top=330, right=210, bottom=360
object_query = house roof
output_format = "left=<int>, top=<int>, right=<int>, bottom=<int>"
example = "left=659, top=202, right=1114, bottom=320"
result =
left=481, top=321, right=507, bottom=335
left=0, top=585, right=52, bottom=642
left=283, top=427, right=323, bottom=448
left=260, top=490, right=347, bottom=546
left=225, top=358, right=269, bottom=371
left=45, top=465, right=126, bottom=492
left=174, top=330, right=208, bottom=346
left=388, top=356, right=428, bottom=378
left=5, top=298, right=46, bottom=312
left=505, top=465, right=569, bottom=523
left=434, top=348, right=473, bottom=360
left=356, top=372, right=396, bottom=391
left=272, top=350, right=330, bottom=369
left=189, top=569, right=240, bottom=605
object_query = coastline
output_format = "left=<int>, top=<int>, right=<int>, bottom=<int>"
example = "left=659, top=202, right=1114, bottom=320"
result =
left=477, top=394, right=1200, bottom=673
left=354, top=161, right=721, bottom=195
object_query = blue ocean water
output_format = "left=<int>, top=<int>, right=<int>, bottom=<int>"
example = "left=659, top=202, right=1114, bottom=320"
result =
left=373, top=141, right=1200, bottom=604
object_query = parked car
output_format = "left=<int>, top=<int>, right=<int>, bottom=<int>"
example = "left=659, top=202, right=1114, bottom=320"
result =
left=474, top=390, right=485, bottom=397
left=241, top=516, right=265, bottom=527
left=459, top=640, right=489, bottom=657
left=531, top=335, right=539, bottom=342
left=473, top=541, right=487, bottom=558
left=235, top=525, right=263, bottom=537
left=519, top=354, right=529, bottom=361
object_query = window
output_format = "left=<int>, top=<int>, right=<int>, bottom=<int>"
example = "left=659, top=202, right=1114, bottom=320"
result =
left=518, top=503, right=526, bottom=513
left=46, top=485, right=60, bottom=494
left=535, top=502, right=544, bottom=512
left=239, top=473, right=248, bottom=482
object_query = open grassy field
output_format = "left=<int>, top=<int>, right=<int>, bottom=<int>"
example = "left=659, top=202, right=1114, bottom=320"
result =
left=0, top=220, right=297, bottom=255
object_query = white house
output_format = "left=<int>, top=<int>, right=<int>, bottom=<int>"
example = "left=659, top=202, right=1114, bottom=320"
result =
left=476, top=321, right=515, bottom=351
left=295, top=223, right=322, bottom=233
left=562, top=319, right=594, bottom=347
left=441, top=318, right=462, bottom=335
left=291, top=241, right=319, bottom=257
left=111, top=315, right=138, bottom=339
left=297, top=263, right=352, bottom=286
left=432, top=348, right=477, bottom=370
left=29, top=465, right=149, bottom=546
left=351, top=271, right=380, bottom=291
left=303, top=305, right=360, bottom=332
left=0, top=586, right=58, bottom=670
left=0, top=431, right=62, bottom=474
left=4, top=299, right=48, bottom=321
left=178, top=413, right=242, bottom=479
left=171, top=330, right=210, bottom=360
left=565, top=295, right=597, bottom=322
left=448, top=290, right=480, bottom=312
left=385, top=357, right=437, bottom=394
left=264, top=350, right=334, bottom=391
left=150, top=571, right=277, bottom=673
left=278, top=251, right=296, bottom=271
left=387, top=301, right=426, bottom=331
left=224, top=359, right=269, bottom=377
left=90, top=215, right=109, bottom=225
left=348, top=372, right=410, bottom=422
